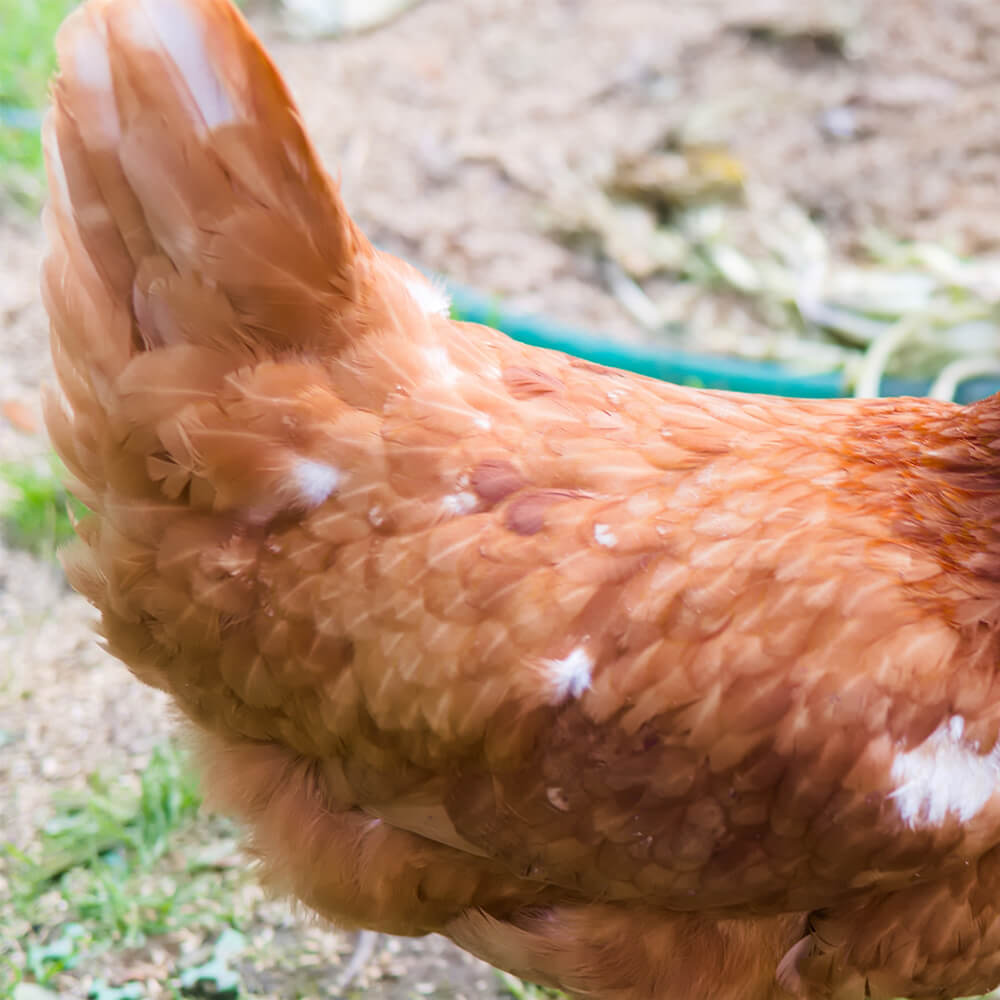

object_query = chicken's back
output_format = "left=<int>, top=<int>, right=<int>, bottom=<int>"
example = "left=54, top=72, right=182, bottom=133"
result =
left=43, top=1, right=1000, bottom=997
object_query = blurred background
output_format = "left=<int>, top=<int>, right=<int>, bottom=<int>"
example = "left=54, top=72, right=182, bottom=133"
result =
left=2, top=0, right=1000, bottom=998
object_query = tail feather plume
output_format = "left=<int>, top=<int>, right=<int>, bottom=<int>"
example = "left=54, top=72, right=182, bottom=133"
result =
left=44, top=0, right=369, bottom=385
left=41, top=0, right=431, bottom=535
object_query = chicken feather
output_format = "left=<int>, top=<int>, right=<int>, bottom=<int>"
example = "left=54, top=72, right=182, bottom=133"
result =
left=42, top=0, right=1000, bottom=997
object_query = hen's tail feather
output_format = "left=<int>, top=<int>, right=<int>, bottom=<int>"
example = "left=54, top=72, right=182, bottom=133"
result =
left=43, top=0, right=400, bottom=522
left=44, top=0, right=368, bottom=376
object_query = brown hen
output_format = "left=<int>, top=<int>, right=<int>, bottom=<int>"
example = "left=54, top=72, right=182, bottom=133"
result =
left=41, top=1, right=1000, bottom=997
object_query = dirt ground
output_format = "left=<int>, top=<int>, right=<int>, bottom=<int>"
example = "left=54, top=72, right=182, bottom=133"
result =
left=3, top=0, right=1000, bottom=995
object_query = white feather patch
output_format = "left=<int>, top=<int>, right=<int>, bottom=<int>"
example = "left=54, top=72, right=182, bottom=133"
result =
left=441, top=491, right=477, bottom=516
left=293, top=459, right=341, bottom=507
left=545, top=646, right=594, bottom=700
left=45, top=120, right=72, bottom=212
left=406, top=277, right=452, bottom=318
left=890, top=715, right=1000, bottom=827
left=424, top=346, right=461, bottom=386
left=594, top=523, right=618, bottom=548
left=140, top=0, right=237, bottom=128
left=70, top=26, right=122, bottom=144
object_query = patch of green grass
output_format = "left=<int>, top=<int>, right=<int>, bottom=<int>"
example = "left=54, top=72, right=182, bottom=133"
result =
left=0, top=738, right=315, bottom=999
left=1, top=744, right=224, bottom=993
left=0, top=0, right=79, bottom=205
left=0, top=456, right=85, bottom=558
left=496, top=972, right=566, bottom=1000
left=12, top=743, right=202, bottom=895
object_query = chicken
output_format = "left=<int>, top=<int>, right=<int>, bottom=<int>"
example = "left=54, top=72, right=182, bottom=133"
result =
left=40, top=1, right=1000, bottom=997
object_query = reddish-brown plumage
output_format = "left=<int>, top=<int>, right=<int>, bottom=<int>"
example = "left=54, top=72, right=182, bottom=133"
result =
left=42, top=1, right=1000, bottom=997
